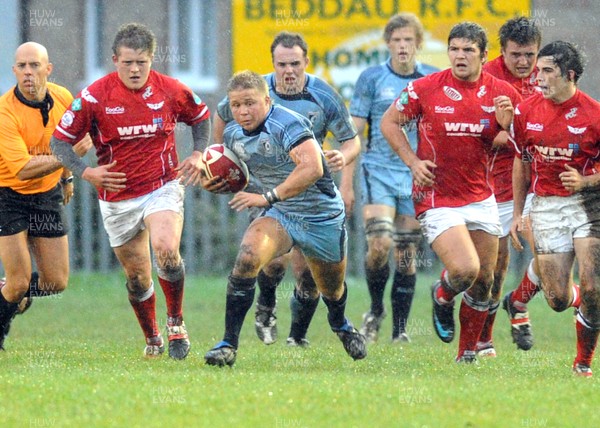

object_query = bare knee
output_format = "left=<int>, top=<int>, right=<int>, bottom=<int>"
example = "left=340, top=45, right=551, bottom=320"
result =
left=233, top=244, right=261, bottom=277
left=366, top=235, right=393, bottom=268
left=124, top=272, right=153, bottom=293
left=1, top=273, right=31, bottom=301
left=153, top=241, right=181, bottom=270
left=38, top=272, right=69, bottom=294
left=264, top=258, right=287, bottom=279
left=448, top=266, right=479, bottom=293
left=365, top=217, right=394, bottom=268
left=546, top=294, right=571, bottom=312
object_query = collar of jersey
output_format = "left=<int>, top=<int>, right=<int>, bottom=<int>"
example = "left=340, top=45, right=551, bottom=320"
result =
left=242, top=106, right=274, bottom=136
left=14, top=85, right=54, bottom=126
left=386, top=59, right=422, bottom=79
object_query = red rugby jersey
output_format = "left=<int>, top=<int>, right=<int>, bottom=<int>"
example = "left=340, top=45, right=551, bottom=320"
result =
left=484, top=56, right=539, bottom=202
left=54, top=70, right=210, bottom=201
left=514, top=90, right=600, bottom=197
left=395, top=68, right=521, bottom=216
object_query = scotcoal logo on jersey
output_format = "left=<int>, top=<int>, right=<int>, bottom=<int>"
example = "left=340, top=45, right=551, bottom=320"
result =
left=526, top=122, right=544, bottom=132
left=434, top=106, right=454, bottom=114
left=117, top=124, right=158, bottom=137
left=105, top=106, right=125, bottom=115
left=444, top=122, right=485, bottom=135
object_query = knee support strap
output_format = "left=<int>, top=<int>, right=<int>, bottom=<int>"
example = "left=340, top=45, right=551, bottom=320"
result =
left=393, top=229, right=422, bottom=249
left=365, top=217, right=394, bottom=238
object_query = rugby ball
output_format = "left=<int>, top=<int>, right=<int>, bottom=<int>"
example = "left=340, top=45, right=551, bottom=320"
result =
left=201, top=144, right=249, bottom=193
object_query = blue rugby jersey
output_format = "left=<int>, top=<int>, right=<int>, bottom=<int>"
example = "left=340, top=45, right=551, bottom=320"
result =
left=223, top=104, right=344, bottom=220
left=350, top=59, right=438, bottom=172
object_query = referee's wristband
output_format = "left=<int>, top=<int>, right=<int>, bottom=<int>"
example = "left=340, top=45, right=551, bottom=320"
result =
left=262, top=188, right=281, bottom=206
left=60, top=176, right=74, bottom=184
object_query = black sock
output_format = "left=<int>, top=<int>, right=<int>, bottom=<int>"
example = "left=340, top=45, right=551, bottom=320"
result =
left=0, top=289, right=19, bottom=339
left=366, top=263, right=390, bottom=316
left=256, top=270, right=284, bottom=309
left=223, top=275, right=256, bottom=349
left=322, top=284, right=348, bottom=331
left=391, top=272, right=416, bottom=338
left=288, top=289, right=319, bottom=340
left=23, top=272, right=41, bottom=297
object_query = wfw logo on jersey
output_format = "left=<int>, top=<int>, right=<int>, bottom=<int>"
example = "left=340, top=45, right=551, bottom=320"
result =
left=105, top=106, right=125, bottom=115
left=81, top=87, right=97, bottom=104
left=444, top=122, right=485, bottom=135
left=477, top=86, right=487, bottom=98
left=567, top=125, right=587, bottom=135
left=117, top=124, right=158, bottom=138
left=526, top=122, right=544, bottom=132
left=434, top=106, right=454, bottom=114
left=146, top=101, right=164, bottom=110
left=534, top=145, right=573, bottom=160
left=142, top=86, right=153, bottom=100
left=565, top=108, right=578, bottom=120
left=480, top=105, right=495, bottom=113
left=443, top=86, right=462, bottom=101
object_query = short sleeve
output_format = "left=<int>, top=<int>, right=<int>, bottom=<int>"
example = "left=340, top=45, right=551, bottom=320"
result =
left=0, top=108, right=31, bottom=176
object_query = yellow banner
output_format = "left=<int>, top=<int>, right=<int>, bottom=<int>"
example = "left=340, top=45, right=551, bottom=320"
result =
left=233, top=0, right=532, bottom=99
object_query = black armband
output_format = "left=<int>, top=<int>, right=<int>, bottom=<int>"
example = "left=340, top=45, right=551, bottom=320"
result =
left=262, top=188, right=281, bottom=206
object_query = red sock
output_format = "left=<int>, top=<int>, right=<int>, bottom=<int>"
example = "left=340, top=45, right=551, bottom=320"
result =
left=511, top=260, right=539, bottom=305
left=458, top=293, right=489, bottom=358
left=478, top=301, right=499, bottom=344
left=570, top=284, right=581, bottom=308
left=158, top=276, right=185, bottom=324
left=575, top=313, right=599, bottom=367
left=436, top=269, right=459, bottom=303
left=129, top=287, right=159, bottom=341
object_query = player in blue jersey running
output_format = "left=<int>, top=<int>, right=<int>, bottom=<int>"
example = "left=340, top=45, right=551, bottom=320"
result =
left=201, top=70, right=366, bottom=367
left=213, top=32, right=360, bottom=347
left=349, top=13, right=438, bottom=343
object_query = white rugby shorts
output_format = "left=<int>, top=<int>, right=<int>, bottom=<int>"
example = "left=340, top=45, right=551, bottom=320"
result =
left=99, top=180, right=184, bottom=247
left=418, top=195, right=501, bottom=245
left=530, top=192, right=600, bottom=254
left=497, top=193, right=534, bottom=237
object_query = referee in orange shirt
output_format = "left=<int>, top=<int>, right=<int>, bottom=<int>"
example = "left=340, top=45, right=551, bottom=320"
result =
left=0, top=42, right=90, bottom=350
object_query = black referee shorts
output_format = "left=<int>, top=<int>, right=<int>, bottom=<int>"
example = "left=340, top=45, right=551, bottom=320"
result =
left=0, top=185, right=69, bottom=238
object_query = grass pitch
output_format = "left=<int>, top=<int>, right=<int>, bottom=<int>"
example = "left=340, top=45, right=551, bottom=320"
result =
left=1, top=271, right=597, bottom=428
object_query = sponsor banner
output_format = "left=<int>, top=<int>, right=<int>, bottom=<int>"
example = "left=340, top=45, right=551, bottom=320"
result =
left=232, top=0, right=532, bottom=100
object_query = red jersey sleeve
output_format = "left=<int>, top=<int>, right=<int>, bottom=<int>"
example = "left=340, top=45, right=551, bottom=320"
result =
left=393, top=79, right=423, bottom=119
left=53, top=86, right=98, bottom=144
left=169, top=79, right=210, bottom=126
